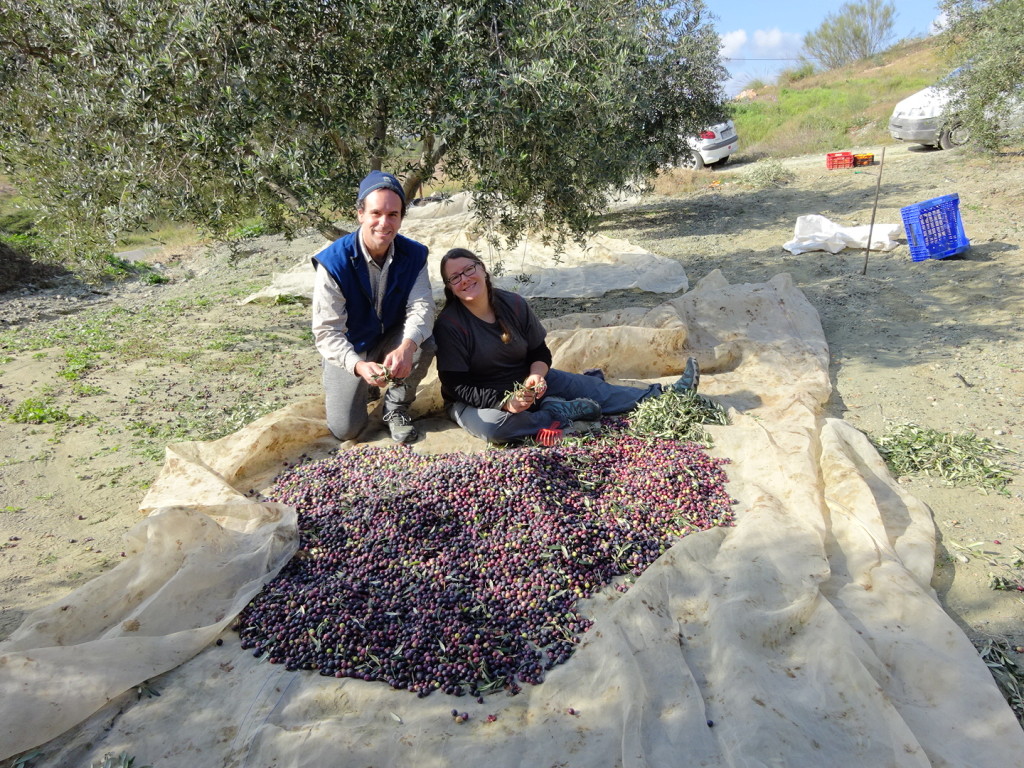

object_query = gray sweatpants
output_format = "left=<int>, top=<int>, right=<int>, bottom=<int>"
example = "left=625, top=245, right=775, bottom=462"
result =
left=322, top=327, right=437, bottom=441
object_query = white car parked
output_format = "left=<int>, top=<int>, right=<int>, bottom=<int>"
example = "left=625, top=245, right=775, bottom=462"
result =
left=888, top=70, right=967, bottom=150
left=677, top=120, right=739, bottom=169
left=889, top=68, right=1024, bottom=150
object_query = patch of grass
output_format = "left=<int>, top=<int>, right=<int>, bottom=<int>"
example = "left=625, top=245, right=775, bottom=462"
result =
left=226, top=219, right=268, bottom=240
left=96, top=253, right=137, bottom=281
left=133, top=442, right=167, bottom=462
left=0, top=307, right=128, bottom=355
left=128, top=397, right=278, bottom=446
left=650, top=168, right=709, bottom=198
left=205, top=330, right=247, bottom=351
left=779, top=62, right=815, bottom=85
left=165, top=295, right=214, bottom=312
left=0, top=207, right=39, bottom=236
left=116, top=218, right=204, bottom=251
left=59, top=348, right=100, bottom=381
left=71, top=382, right=106, bottom=396
left=142, top=268, right=169, bottom=285
left=9, top=396, right=73, bottom=424
left=872, top=422, right=1016, bottom=495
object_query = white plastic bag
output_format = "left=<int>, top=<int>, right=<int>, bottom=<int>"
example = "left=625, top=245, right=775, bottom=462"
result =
left=783, top=214, right=900, bottom=254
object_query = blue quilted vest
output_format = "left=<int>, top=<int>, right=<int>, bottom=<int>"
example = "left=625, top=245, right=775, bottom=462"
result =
left=312, top=230, right=428, bottom=353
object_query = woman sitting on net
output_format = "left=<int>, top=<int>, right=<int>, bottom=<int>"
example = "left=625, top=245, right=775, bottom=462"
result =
left=433, top=248, right=700, bottom=444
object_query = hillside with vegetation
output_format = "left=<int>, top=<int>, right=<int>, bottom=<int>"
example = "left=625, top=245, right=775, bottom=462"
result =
left=729, top=37, right=951, bottom=159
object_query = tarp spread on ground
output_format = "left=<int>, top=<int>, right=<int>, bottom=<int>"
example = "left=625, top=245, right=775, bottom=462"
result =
left=3, top=271, right=1023, bottom=767
left=241, top=192, right=688, bottom=304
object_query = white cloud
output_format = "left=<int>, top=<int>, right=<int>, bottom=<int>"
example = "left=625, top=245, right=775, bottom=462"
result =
left=750, top=28, right=804, bottom=58
left=720, top=29, right=748, bottom=59
left=928, top=12, right=948, bottom=35
left=720, top=27, right=803, bottom=63
left=719, top=27, right=803, bottom=96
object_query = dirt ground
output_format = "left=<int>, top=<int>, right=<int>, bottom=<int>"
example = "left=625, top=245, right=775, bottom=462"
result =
left=1, top=141, right=1022, bottom=674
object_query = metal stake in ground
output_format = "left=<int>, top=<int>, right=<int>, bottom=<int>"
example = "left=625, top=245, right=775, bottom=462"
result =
left=861, top=146, right=887, bottom=276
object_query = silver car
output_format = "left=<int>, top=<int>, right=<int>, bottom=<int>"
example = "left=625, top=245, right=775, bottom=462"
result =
left=677, top=120, right=739, bottom=169
left=889, top=68, right=1024, bottom=150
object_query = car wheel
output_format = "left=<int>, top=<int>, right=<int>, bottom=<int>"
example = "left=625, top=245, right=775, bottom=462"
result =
left=939, top=124, right=970, bottom=150
left=678, top=151, right=705, bottom=171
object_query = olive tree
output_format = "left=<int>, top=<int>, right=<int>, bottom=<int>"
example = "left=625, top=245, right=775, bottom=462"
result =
left=0, top=0, right=726, bottom=268
left=939, top=0, right=1024, bottom=151
left=803, top=0, right=897, bottom=70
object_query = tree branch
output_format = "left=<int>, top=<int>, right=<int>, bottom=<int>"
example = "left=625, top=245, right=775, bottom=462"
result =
left=262, top=179, right=344, bottom=241
left=326, top=128, right=352, bottom=161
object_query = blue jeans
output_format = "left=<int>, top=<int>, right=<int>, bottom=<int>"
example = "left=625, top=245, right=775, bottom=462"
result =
left=449, top=368, right=663, bottom=444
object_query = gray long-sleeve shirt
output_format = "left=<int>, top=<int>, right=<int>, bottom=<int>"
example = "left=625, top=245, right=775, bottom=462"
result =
left=312, top=228, right=434, bottom=374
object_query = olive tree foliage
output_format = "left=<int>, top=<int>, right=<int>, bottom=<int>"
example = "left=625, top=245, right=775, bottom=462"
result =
left=803, top=0, right=897, bottom=70
left=0, top=0, right=726, bottom=266
left=939, top=0, right=1024, bottom=151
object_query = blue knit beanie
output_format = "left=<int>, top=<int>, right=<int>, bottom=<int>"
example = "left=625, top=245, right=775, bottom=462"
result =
left=357, top=171, right=406, bottom=206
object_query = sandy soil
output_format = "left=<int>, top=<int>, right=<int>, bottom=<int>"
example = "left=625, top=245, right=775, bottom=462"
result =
left=1, top=142, right=1022, bottom=668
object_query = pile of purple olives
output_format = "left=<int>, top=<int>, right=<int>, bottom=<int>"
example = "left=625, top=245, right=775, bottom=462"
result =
left=234, top=433, right=734, bottom=698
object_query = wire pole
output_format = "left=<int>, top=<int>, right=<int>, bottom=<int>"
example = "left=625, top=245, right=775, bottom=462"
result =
left=861, top=146, right=886, bottom=276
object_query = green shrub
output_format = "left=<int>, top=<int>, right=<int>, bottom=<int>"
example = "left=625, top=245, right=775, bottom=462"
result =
left=779, top=62, right=815, bottom=84
left=0, top=209, right=39, bottom=236
left=740, top=159, right=795, bottom=188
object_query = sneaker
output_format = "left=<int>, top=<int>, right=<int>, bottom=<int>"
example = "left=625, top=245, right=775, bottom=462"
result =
left=539, top=397, right=602, bottom=426
left=383, top=409, right=419, bottom=443
left=672, top=357, right=700, bottom=393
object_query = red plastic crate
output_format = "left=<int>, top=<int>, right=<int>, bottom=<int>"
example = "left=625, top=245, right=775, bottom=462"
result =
left=853, top=153, right=875, bottom=167
left=826, top=151, right=854, bottom=169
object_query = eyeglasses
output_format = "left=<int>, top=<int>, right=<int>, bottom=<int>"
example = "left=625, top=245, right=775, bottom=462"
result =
left=444, top=263, right=478, bottom=286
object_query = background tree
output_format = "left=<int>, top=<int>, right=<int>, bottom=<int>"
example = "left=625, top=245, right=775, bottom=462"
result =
left=0, top=0, right=726, bottom=273
left=803, top=0, right=897, bottom=70
left=939, top=0, right=1024, bottom=151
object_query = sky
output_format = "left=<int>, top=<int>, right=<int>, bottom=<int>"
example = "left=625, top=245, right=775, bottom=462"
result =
left=709, top=0, right=948, bottom=96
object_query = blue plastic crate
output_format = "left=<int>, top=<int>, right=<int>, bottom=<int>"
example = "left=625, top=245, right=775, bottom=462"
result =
left=900, top=193, right=970, bottom=262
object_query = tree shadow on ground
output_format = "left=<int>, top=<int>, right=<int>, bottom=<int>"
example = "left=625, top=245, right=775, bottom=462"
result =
left=0, top=241, right=71, bottom=293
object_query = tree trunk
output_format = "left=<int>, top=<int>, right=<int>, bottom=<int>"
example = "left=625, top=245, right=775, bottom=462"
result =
left=403, top=135, right=449, bottom=202
left=369, top=97, right=389, bottom=171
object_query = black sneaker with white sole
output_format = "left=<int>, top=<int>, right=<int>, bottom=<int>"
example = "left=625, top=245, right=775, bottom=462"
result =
left=383, top=409, right=418, bottom=443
